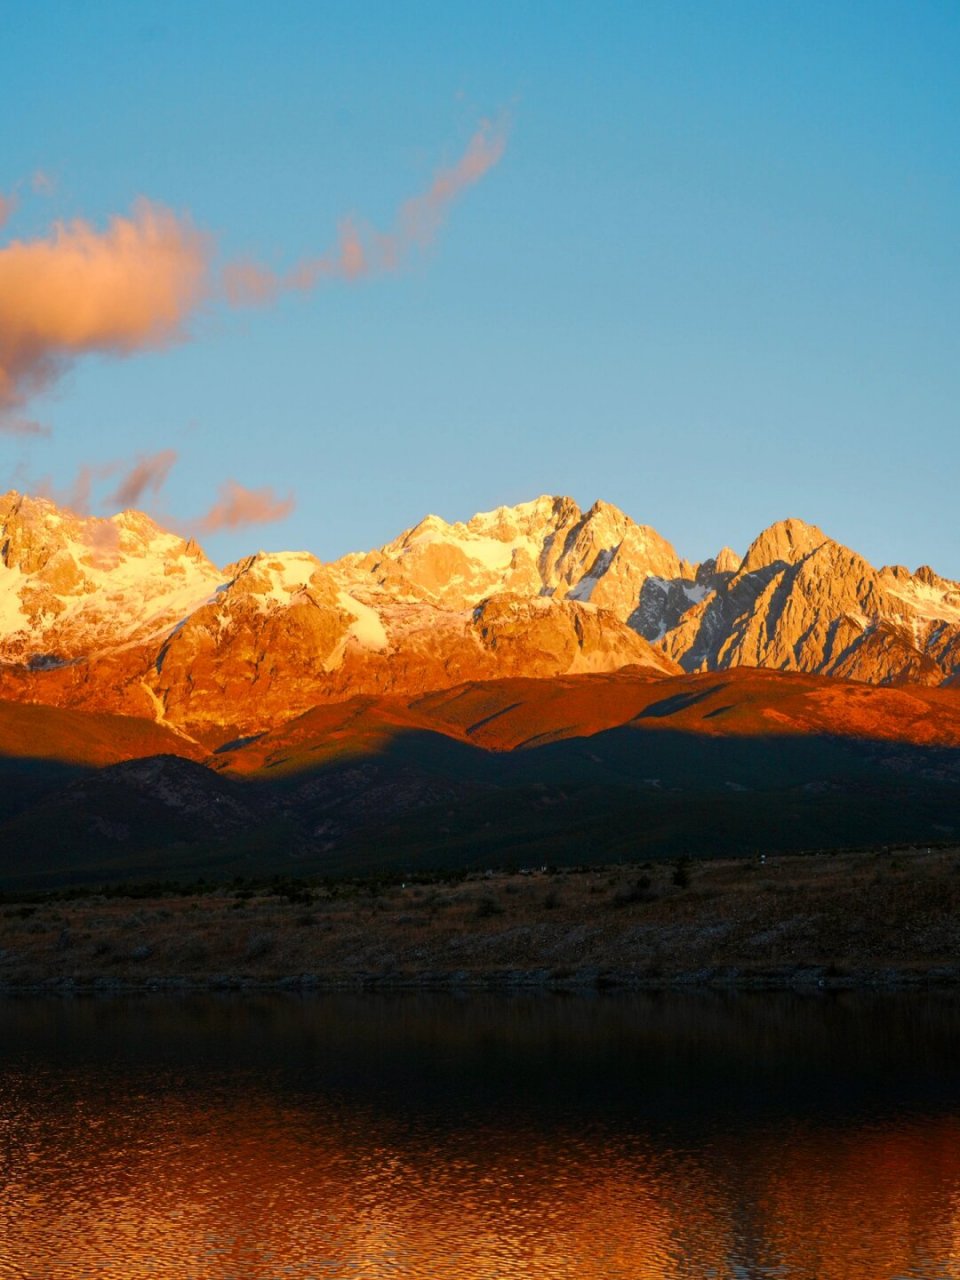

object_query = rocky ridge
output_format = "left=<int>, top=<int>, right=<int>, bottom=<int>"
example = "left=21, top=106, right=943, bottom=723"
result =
left=1, top=490, right=959, bottom=739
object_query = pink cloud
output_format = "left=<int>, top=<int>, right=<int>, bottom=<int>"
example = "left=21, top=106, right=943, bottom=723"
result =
left=0, top=199, right=211, bottom=431
left=0, top=192, right=17, bottom=231
left=195, top=480, right=295, bottom=533
left=221, top=258, right=282, bottom=307
left=3, top=117, right=508, bottom=431
left=33, top=454, right=291, bottom=539
left=63, top=463, right=106, bottom=514
left=222, top=116, right=509, bottom=306
left=393, top=116, right=508, bottom=251
left=108, top=448, right=178, bottom=508
left=41, top=449, right=178, bottom=516
left=88, top=519, right=122, bottom=569
left=2, top=415, right=49, bottom=437
left=31, top=171, right=56, bottom=196
left=43, top=459, right=121, bottom=515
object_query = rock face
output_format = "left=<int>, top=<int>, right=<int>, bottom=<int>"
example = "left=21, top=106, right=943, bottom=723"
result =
left=0, top=492, right=222, bottom=662
left=658, top=520, right=960, bottom=686
left=0, top=492, right=678, bottom=738
left=1, top=490, right=959, bottom=740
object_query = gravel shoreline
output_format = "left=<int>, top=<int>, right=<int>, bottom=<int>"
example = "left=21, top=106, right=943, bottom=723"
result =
left=5, top=964, right=960, bottom=997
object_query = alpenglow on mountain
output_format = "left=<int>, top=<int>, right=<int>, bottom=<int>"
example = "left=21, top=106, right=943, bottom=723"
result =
left=1, top=490, right=959, bottom=741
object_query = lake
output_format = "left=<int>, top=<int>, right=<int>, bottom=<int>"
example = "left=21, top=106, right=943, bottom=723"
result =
left=1, top=992, right=959, bottom=1278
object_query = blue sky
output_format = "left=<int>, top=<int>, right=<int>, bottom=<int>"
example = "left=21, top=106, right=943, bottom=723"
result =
left=2, top=1, right=959, bottom=574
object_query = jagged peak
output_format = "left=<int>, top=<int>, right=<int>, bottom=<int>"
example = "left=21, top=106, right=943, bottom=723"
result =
left=383, top=495, right=580, bottom=557
left=222, top=552, right=260, bottom=579
left=466, top=494, right=580, bottom=539
left=914, top=564, right=957, bottom=590
left=384, top=511, right=460, bottom=555
left=575, top=498, right=634, bottom=545
left=714, top=546, right=741, bottom=574
left=740, top=518, right=827, bottom=574
left=0, top=489, right=207, bottom=563
left=223, top=548, right=322, bottom=578
left=406, top=512, right=449, bottom=539
left=583, top=497, right=628, bottom=523
left=472, top=493, right=575, bottom=521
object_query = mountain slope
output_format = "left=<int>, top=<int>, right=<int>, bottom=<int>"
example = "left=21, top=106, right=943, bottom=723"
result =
left=1, top=668, right=959, bottom=887
left=2, top=491, right=960, bottom=743
left=659, top=520, right=957, bottom=685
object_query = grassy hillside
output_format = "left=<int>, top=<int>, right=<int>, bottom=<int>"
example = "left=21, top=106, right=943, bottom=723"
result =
left=1, top=672, right=959, bottom=888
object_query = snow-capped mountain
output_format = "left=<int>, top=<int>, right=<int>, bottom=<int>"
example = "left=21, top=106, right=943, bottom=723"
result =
left=2, top=489, right=959, bottom=740
left=0, top=491, right=222, bottom=662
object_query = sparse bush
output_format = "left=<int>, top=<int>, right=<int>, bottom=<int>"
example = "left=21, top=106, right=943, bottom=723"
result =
left=672, top=858, right=691, bottom=889
left=245, top=931, right=275, bottom=960
left=475, top=894, right=503, bottom=919
left=181, top=937, right=209, bottom=965
left=613, top=876, right=654, bottom=906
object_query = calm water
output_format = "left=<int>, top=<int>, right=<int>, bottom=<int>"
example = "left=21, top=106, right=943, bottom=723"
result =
left=2, top=992, right=960, bottom=1279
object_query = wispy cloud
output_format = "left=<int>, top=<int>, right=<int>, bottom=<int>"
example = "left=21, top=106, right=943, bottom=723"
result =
left=222, top=115, right=510, bottom=305
left=2, top=414, right=49, bottom=437
left=87, top=519, right=122, bottom=569
left=0, top=169, right=55, bottom=232
left=195, top=480, right=295, bottom=533
left=46, top=450, right=178, bottom=515
left=2, top=117, right=508, bottom=433
left=108, top=448, right=178, bottom=508
left=0, top=199, right=210, bottom=431
left=0, top=191, right=17, bottom=231
left=61, top=461, right=116, bottom=514
left=39, top=451, right=293, bottom=538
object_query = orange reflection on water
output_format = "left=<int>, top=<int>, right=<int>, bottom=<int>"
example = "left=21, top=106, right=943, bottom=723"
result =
left=753, top=1118, right=960, bottom=1280
left=4, top=992, right=960, bottom=1279
left=3, top=1091, right=960, bottom=1278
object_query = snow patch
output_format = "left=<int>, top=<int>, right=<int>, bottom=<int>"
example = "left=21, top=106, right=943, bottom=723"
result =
left=463, top=538, right=516, bottom=571
left=886, top=579, right=960, bottom=627
left=338, top=592, right=389, bottom=651
left=0, top=566, right=28, bottom=635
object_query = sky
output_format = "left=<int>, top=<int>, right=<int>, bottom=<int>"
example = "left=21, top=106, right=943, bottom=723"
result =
left=2, top=1, right=959, bottom=575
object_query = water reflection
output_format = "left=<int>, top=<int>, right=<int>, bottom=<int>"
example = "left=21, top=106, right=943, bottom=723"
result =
left=1, top=992, right=960, bottom=1278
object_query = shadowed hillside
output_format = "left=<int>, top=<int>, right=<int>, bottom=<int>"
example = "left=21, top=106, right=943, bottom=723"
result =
left=1, top=671, right=959, bottom=888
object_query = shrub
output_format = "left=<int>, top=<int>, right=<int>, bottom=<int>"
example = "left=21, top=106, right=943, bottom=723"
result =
left=613, top=876, right=654, bottom=906
left=475, top=894, right=504, bottom=919
left=245, top=931, right=275, bottom=960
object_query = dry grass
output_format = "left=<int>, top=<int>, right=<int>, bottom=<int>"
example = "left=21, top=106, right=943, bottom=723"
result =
left=3, top=847, right=960, bottom=990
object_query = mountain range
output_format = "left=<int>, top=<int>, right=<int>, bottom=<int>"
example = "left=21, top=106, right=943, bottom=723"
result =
left=3, top=490, right=959, bottom=737
left=1, top=489, right=959, bottom=884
